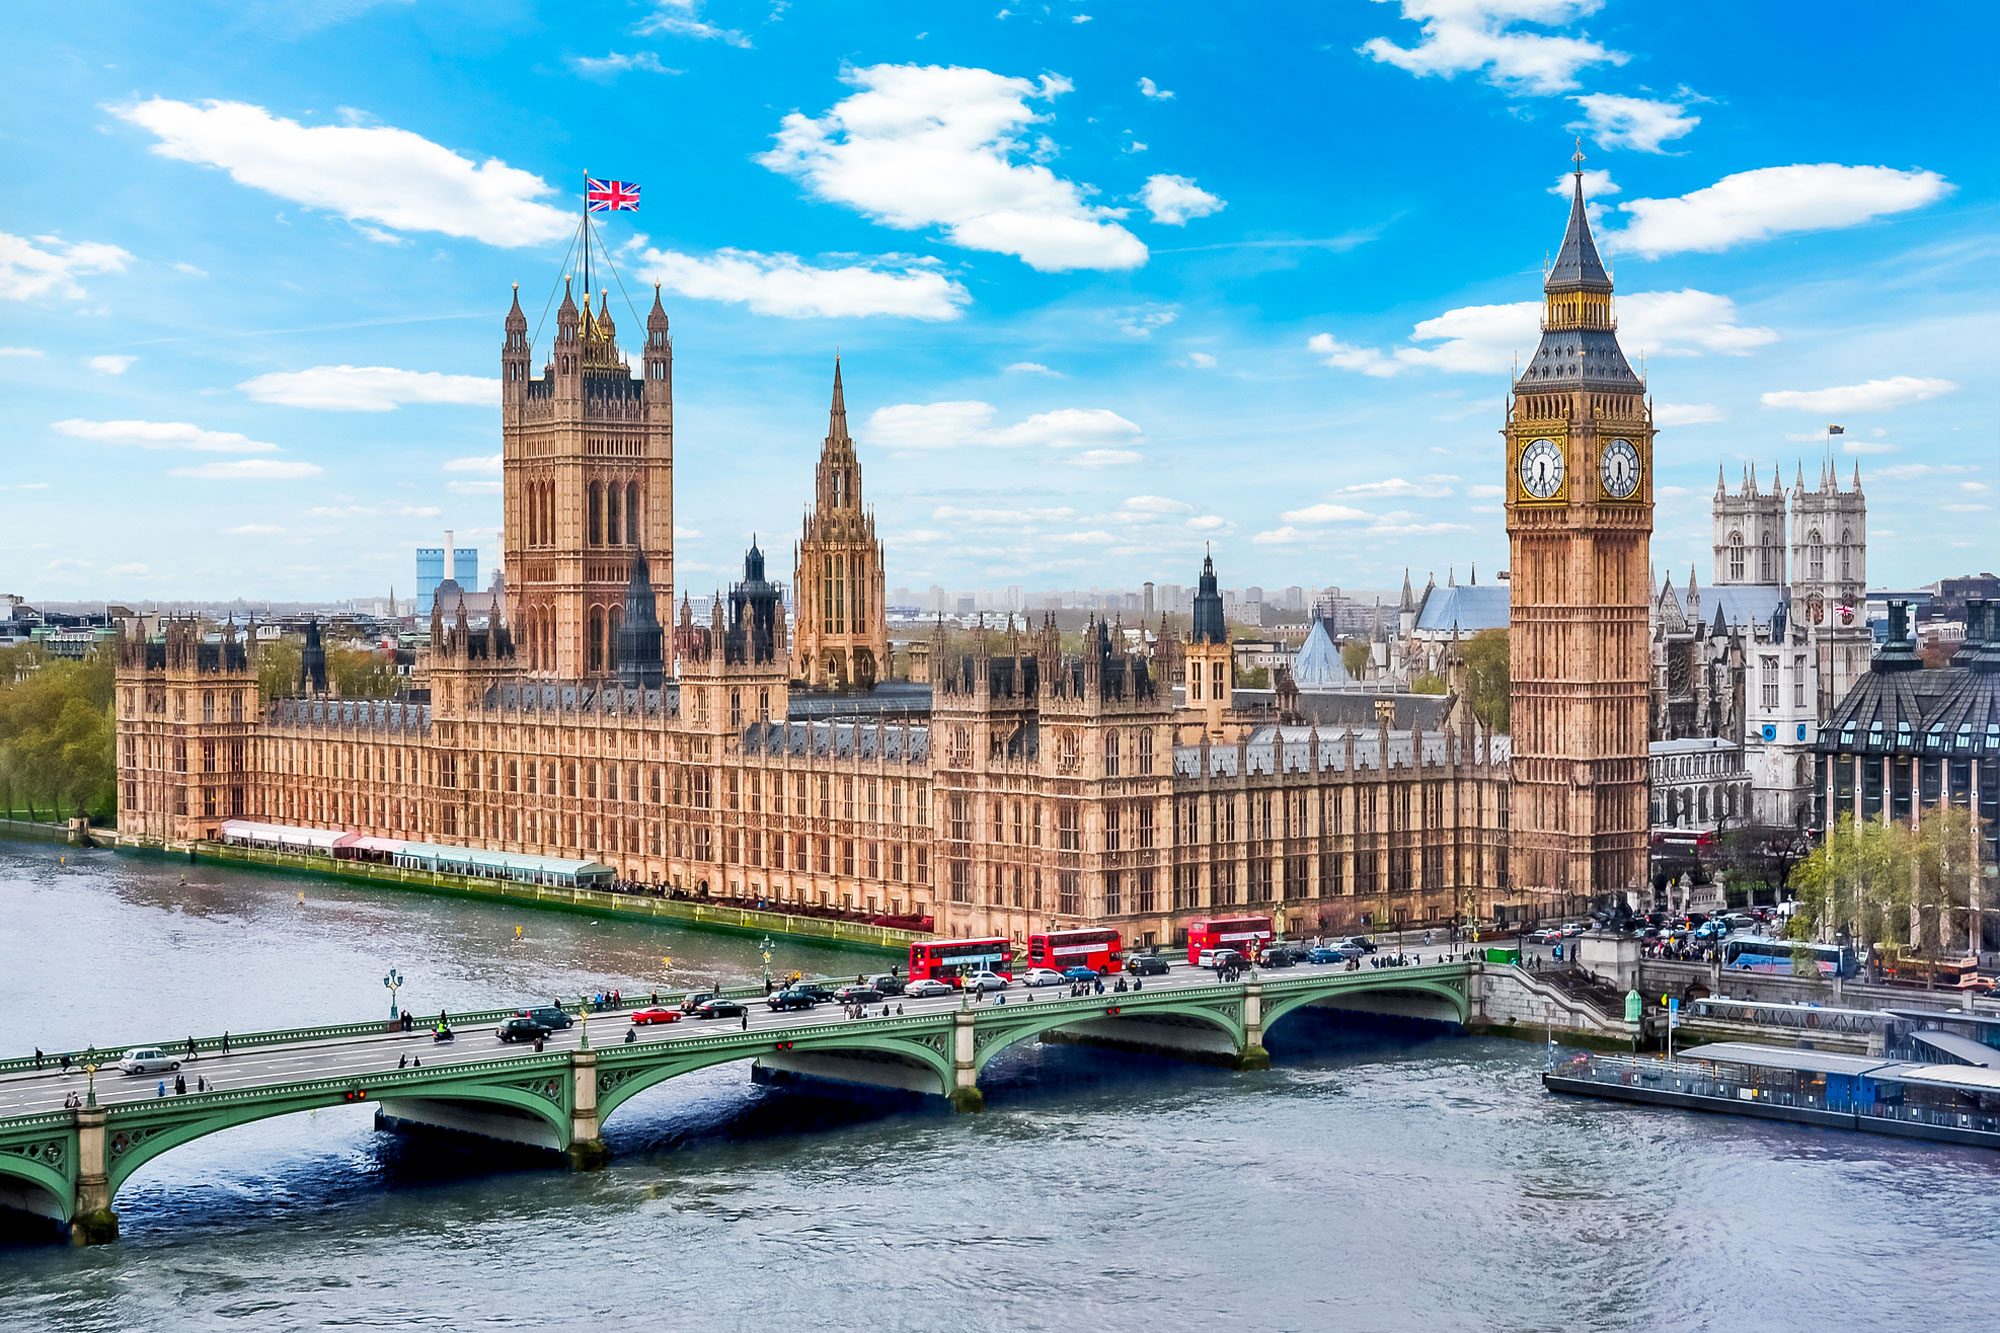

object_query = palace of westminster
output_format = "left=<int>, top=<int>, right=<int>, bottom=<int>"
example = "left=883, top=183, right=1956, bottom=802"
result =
left=113, top=163, right=1673, bottom=942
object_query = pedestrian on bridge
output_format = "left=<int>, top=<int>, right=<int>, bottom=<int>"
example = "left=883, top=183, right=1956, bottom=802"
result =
left=59, top=1053, right=70, bottom=1073
left=156, top=1080, right=166, bottom=1098
left=221, top=1031, right=231, bottom=1056
left=399, top=1055, right=408, bottom=1070
left=32, top=1048, right=41, bottom=1069
left=740, top=1011, right=748, bottom=1030
left=186, top=1037, right=197, bottom=1060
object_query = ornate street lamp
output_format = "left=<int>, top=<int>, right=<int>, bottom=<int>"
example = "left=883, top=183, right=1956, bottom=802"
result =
left=383, top=968, right=404, bottom=1020
left=83, top=1060, right=99, bottom=1109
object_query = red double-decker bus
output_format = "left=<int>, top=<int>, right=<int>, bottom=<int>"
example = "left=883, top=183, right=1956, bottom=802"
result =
left=1026, top=928, right=1123, bottom=974
left=908, top=937, right=1015, bottom=983
left=1184, top=915, right=1274, bottom=965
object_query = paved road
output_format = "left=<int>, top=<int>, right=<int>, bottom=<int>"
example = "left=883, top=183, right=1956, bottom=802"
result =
left=0, top=956, right=1453, bottom=1118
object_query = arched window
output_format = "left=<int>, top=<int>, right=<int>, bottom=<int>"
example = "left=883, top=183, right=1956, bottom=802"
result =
left=588, top=607, right=606, bottom=674
left=606, top=482, right=621, bottom=546
left=627, top=482, right=640, bottom=544
left=1728, top=530, right=1745, bottom=581
left=1839, top=528, right=1852, bottom=581
left=1806, top=528, right=1824, bottom=582
left=588, top=482, right=603, bottom=546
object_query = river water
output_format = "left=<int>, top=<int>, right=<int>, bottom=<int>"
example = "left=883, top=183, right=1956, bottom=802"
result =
left=0, top=842, right=1994, bottom=1331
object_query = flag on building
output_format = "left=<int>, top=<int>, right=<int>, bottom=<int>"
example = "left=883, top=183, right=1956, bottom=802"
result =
left=1827, top=424, right=1845, bottom=435
left=586, top=178, right=641, bottom=212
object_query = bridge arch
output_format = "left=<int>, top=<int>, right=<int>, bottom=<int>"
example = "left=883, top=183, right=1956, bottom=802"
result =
left=595, top=1033, right=956, bottom=1124
left=969, top=996, right=1246, bottom=1075
left=0, top=1133, right=75, bottom=1223
left=103, top=1079, right=571, bottom=1203
left=1261, top=975, right=1471, bottom=1035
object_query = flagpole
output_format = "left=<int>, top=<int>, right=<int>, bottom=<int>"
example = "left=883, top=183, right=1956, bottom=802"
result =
left=581, top=169, right=592, bottom=312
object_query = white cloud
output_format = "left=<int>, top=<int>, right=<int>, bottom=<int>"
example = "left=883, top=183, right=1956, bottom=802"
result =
left=1548, top=168, right=1618, bottom=199
left=1760, top=376, right=1957, bottom=415
left=1185, top=514, right=1230, bottom=531
left=1570, top=93, right=1699, bottom=153
left=52, top=418, right=279, bottom=453
left=1111, top=304, right=1178, bottom=337
left=1319, top=288, right=1777, bottom=379
left=1467, top=483, right=1506, bottom=499
left=1655, top=402, right=1724, bottom=427
left=1340, top=477, right=1454, bottom=498
left=173, top=459, right=324, bottom=481
left=105, top=563, right=151, bottom=578
left=1281, top=502, right=1374, bottom=523
left=113, top=98, right=572, bottom=248
left=0, top=482, right=52, bottom=491
left=1961, top=481, right=1990, bottom=493
left=1940, top=503, right=1991, bottom=514
left=0, top=346, right=45, bottom=357
left=758, top=64, right=1147, bottom=272
left=1047, top=529, right=1115, bottom=544
left=86, top=354, right=137, bottom=375
left=1611, top=164, right=1952, bottom=258
left=443, top=454, right=503, bottom=474
left=1070, top=448, right=1141, bottom=467
left=1071, top=13, right=1093, bottom=23
left=306, top=502, right=440, bottom=518
left=447, top=479, right=504, bottom=495
left=1366, top=518, right=1471, bottom=536
left=1839, top=440, right=1898, bottom=456
left=636, top=0, right=750, bottom=47
left=238, top=365, right=499, bottom=411
left=1252, top=526, right=1307, bottom=545
left=1873, top=463, right=1977, bottom=480
left=630, top=243, right=967, bottom=320
left=569, top=51, right=680, bottom=79
left=867, top=400, right=1144, bottom=453
left=1141, top=174, right=1225, bottom=225
left=1359, top=0, right=1625, bottom=95
left=1138, top=76, right=1174, bottom=100
left=0, top=231, right=132, bottom=301
left=223, top=523, right=285, bottom=536
left=1308, top=333, right=1401, bottom=377
left=1003, top=361, right=1061, bottom=376
left=1181, top=351, right=1218, bottom=369
left=1123, top=495, right=1193, bottom=514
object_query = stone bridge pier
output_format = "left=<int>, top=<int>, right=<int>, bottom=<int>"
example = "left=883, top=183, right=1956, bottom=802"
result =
left=72, top=1107, right=117, bottom=1246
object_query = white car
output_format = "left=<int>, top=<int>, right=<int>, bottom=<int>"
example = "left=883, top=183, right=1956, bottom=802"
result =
left=1021, top=967, right=1065, bottom=988
left=1197, top=948, right=1244, bottom=969
left=965, top=970, right=1009, bottom=994
left=119, top=1047, right=181, bottom=1076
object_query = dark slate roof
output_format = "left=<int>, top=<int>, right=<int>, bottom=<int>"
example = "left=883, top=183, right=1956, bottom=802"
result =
left=740, top=719, right=930, bottom=764
left=270, top=697, right=431, bottom=733
left=1515, top=327, right=1641, bottom=391
left=481, top=681, right=673, bottom=714
left=1547, top=172, right=1612, bottom=291
left=787, top=682, right=932, bottom=721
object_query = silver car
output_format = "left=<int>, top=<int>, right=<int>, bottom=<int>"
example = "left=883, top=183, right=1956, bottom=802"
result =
left=119, top=1047, right=181, bottom=1075
left=904, top=979, right=954, bottom=999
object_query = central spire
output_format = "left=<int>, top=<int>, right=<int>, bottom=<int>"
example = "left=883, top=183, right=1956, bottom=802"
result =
left=828, top=354, right=848, bottom=441
left=1548, top=137, right=1611, bottom=293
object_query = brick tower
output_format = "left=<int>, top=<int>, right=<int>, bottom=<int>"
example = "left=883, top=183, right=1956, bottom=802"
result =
left=502, top=277, right=674, bottom=680
left=1505, top=147, right=1654, bottom=914
left=792, top=358, right=888, bottom=689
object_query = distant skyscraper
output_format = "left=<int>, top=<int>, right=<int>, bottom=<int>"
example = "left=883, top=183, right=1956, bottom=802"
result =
left=416, top=547, right=444, bottom=613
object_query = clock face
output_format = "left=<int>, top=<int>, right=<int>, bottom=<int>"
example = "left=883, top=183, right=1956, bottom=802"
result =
left=1600, top=438, right=1640, bottom=500
left=1518, top=438, right=1564, bottom=500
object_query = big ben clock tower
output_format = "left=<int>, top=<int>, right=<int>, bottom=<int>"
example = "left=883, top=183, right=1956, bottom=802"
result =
left=1505, top=145, right=1653, bottom=915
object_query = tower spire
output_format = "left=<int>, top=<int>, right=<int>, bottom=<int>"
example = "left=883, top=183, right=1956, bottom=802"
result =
left=828, top=354, right=848, bottom=441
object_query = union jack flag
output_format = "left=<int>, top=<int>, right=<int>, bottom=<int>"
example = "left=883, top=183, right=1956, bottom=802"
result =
left=586, top=178, right=641, bottom=212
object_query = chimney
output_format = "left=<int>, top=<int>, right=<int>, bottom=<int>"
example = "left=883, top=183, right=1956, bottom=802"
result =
left=444, top=530, right=456, bottom=583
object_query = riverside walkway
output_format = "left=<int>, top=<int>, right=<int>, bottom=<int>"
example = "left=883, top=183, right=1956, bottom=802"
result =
left=0, top=960, right=1473, bottom=1242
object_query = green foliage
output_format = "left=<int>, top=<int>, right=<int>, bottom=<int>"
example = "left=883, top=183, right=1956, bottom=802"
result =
left=1410, top=671, right=1447, bottom=695
left=1790, top=810, right=1992, bottom=959
left=1339, top=640, right=1371, bottom=680
left=1460, top=629, right=1509, bottom=732
left=0, top=645, right=116, bottom=821
left=328, top=646, right=399, bottom=698
left=1237, top=665, right=1271, bottom=689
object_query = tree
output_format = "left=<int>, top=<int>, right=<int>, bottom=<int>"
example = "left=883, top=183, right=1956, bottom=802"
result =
left=1410, top=671, right=1447, bottom=695
left=258, top=637, right=302, bottom=699
left=1339, top=640, right=1371, bottom=680
left=0, top=645, right=117, bottom=821
left=1238, top=665, right=1271, bottom=689
left=328, top=646, right=399, bottom=698
left=1459, top=629, right=1509, bottom=733
left=1718, top=823, right=1809, bottom=906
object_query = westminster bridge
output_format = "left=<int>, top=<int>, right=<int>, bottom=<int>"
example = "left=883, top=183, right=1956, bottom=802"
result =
left=0, top=961, right=1485, bottom=1243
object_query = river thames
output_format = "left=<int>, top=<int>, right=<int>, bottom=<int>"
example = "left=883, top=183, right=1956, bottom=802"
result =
left=0, top=842, right=1993, bottom=1331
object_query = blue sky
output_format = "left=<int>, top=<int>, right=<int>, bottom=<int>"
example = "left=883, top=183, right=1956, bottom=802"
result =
left=3, top=0, right=1994, bottom=604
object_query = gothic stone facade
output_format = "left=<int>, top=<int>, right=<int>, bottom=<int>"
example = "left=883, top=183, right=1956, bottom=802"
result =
left=116, top=162, right=1630, bottom=938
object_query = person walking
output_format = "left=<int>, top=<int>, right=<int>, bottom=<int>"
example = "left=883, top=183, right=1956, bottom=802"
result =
left=156, top=1079, right=166, bottom=1098
left=32, top=1048, right=42, bottom=1070
left=740, top=1010, right=749, bottom=1031
left=220, top=1031, right=231, bottom=1056
left=59, top=1053, right=70, bottom=1074
left=185, top=1036, right=197, bottom=1061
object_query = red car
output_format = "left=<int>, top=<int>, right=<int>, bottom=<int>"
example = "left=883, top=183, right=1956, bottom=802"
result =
left=629, top=1007, right=681, bottom=1026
